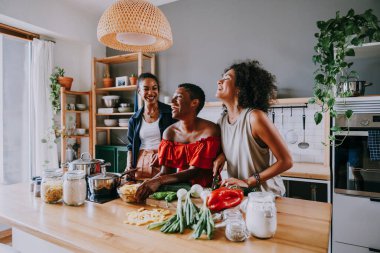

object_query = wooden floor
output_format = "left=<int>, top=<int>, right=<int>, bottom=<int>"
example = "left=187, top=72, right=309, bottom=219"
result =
left=0, top=228, right=12, bottom=246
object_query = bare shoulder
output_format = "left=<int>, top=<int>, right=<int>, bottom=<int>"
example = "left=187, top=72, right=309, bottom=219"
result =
left=249, top=109, right=269, bottom=124
left=198, top=118, right=220, bottom=137
left=162, top=123, right=178, bottom=141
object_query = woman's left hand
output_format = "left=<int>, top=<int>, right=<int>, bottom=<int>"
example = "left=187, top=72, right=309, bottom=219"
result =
left=135, top=178, right=161, bottom=202
left=221, top=177, right=248, bottom=188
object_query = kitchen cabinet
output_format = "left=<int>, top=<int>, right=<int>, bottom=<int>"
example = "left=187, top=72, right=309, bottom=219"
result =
left=92, top=53, right=155, bottom=163
left=95, top=145, right=128, bottom=173
left=60, top=87, right=93, bottom=163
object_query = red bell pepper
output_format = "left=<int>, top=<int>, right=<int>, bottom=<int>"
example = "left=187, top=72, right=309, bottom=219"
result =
left=207, top=187, right=244, bottom=212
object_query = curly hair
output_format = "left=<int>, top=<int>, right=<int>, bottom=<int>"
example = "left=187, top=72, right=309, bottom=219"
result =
left=225, top=60, right=277, bottom=112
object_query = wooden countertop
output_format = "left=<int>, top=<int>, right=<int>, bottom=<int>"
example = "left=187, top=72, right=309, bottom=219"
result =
left=281, top=162, right=330, bottom=181
left=0, top=183, right=331, bottom=253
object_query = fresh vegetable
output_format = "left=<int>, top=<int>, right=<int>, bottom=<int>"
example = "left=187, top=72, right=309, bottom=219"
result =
left=164, top=192, right=177, bottom=202
left=157, top=183, right=191, bottom=192
left=150, top=191, right=176, bottom=200
left=190, top=184, right=203, bottom=198
left=207, top=187, right=244, bottom=212
left=184, top=191, right=200, bottom=227
left=192, top=189, right=215, bottom=239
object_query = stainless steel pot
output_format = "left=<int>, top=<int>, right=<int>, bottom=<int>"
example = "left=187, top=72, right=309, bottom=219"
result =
left=338, top=81, right=373, bottom=97
left=88, top=169, right=127, bottom=196
left=65, top=152, right=110, bottom=175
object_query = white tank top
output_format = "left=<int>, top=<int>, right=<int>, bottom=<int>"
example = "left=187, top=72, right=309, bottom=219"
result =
left=139, top=118, right=161, bottom=150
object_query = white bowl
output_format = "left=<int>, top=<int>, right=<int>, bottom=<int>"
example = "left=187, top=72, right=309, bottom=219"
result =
left=104, top=119, right=118, bottom=127
left=119, top=122, right=129, bottom=127
left=102, top=95, right=120, bottom=99
left=76, top=104, right=86, bottom=111
left=75, top=128, right=86, bottom=135
left=118, top=107, right=133, bottom=113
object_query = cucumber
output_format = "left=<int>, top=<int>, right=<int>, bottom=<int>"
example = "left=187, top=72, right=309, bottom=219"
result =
left=157, top=183, right=191, bottom=192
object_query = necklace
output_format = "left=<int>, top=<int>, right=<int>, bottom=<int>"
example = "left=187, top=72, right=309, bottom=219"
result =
left=145, top=106, right=158, bottom=119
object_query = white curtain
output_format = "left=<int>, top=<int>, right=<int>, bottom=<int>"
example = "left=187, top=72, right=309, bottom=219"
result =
left=31, top=38, right=57, bottom=177
left=0, top=35, right=31, bottom=184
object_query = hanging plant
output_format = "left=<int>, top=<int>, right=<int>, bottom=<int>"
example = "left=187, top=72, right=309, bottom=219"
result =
left=309, top=8, right=380, bottom=145
left=49, top=67, right=66, bottom=114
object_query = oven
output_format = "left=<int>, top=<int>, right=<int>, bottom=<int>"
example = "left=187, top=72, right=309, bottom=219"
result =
left=333, top=113, right=380, bottom=198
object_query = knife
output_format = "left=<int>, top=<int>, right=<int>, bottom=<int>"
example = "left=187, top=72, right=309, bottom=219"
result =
left=211, top=174, right=220, bottom=190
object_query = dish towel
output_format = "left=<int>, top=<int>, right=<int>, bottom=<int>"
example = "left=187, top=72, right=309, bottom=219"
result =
left=368, top=130, right=380, bottom=161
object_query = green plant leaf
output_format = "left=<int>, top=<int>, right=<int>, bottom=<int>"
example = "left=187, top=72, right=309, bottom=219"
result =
left=345, top=48, right=355, bottom=56
left=331, top=126, right=341, bottom=132
left=308, top=98, right=316, bottom=104
left=345, top=109, right=353, bottom=119
left=314, top=112, right=323, bottom=125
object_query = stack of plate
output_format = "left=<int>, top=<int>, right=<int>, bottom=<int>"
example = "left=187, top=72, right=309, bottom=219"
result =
left=119, top=118, right=129, bottom=127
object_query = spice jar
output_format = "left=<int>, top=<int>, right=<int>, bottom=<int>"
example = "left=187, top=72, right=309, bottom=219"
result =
left=225, top=219, right=249, bottom=242
left=41, top=169, right=63, bottom=204
left=63, top=170, right=87, bottom=206
left=33, top=178, right=42, bottom=197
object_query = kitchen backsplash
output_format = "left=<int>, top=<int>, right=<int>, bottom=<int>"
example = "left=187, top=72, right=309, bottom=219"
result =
left=269, top=103, right=325, bottom=163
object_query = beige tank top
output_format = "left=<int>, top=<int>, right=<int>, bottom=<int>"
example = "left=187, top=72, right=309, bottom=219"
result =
left=218, top=108, right=285, bottom=196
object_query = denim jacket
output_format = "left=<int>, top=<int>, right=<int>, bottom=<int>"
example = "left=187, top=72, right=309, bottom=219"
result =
left=127, top=101, right=177, bottom=168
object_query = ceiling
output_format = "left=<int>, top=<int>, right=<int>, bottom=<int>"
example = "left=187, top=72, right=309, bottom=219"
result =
left=62, top=0, right=179, bottom=16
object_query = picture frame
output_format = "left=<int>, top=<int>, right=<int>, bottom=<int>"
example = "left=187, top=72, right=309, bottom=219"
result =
left=116, top=76, right=128, bottom=87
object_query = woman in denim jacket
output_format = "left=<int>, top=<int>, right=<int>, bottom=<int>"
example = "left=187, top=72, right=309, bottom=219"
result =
left=125, top=73, right=177, bottom=180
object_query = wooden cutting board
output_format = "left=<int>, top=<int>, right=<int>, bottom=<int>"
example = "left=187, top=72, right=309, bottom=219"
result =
left=146, top=197, right=203, bottom=210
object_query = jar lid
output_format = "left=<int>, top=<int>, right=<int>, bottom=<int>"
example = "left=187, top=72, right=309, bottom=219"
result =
left=248, top=192, right=275, bottom=203
left=43, top=168, right=63, bottom=177
left=65, top=170, right=85, bottom=180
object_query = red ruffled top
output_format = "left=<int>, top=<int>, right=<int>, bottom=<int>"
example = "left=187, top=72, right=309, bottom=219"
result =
left=158, top=136, right=221, bottom=187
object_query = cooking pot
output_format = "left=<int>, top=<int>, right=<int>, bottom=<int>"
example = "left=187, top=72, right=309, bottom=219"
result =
left=337, top=81, right=373, bottom=97
left=88, top=168, right=127, bottom=196
left=65, top=152, right=110, bottom=175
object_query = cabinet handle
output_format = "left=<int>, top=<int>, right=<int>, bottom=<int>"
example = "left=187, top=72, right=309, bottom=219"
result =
left=369, top=248, right=380, bottom=252
left=370, top=198, right=380, bottom=202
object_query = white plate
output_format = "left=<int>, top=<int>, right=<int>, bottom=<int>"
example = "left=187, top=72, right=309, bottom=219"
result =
left=119, top=123, right=129, bottom=127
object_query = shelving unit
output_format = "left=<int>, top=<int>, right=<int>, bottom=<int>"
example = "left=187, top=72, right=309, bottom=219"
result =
left=91, top=52, right=155, bottom=154
left=60, top=87, right=93, bottom=163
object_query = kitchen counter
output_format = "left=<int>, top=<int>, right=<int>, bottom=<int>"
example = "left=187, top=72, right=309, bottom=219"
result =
left=0, top=183, right=331, bottom=253
left=281, top=162, right=330, bottom=180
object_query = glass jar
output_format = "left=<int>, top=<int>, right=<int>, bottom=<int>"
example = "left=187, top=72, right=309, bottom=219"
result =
left=63, top=170, right=87, bottom=206
left=225, top=218, right=249, bottom=242
left=41, top=169, right=63, bottom=204
left=245, top=192, right=277, bottom=239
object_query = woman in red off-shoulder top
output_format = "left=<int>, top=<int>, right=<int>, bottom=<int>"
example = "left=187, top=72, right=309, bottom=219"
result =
left=135, top=83, right=221, bottom=202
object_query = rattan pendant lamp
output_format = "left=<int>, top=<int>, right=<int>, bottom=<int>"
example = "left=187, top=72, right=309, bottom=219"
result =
left=97, top=0, right=173, bottom=52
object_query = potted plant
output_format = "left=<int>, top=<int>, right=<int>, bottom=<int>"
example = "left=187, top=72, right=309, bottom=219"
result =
left=310, top=8, right=380, bottom=144
left=55, top=67, right=73, bottom=91
left=103, top=72, right=114, bottom=88
left=129, top=73, right=138, bottom=86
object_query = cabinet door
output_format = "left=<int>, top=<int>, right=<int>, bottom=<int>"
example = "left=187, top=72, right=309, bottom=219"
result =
left=95, top=145, right=116, bottom=172
left=333, top=193, right=380, bottom=249
left=116, top=146, right=128, bottom=173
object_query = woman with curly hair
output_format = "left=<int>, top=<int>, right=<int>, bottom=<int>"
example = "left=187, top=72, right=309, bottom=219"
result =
left=213, top=60, right=292, bottom=196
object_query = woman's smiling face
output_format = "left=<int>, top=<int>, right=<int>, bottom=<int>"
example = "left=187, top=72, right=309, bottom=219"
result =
left=216, top=69, right=238, bottom=100
left=138, top=78, right=159, bottom=105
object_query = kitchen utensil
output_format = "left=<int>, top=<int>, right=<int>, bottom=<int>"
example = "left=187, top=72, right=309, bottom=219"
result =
left=272, top=109, right=275, bottom=124
left=337, top=81, right=373, bottom=97
left=76, top=104, right=86, bottom=110
left=285, top=107, right=298, bottom=144
left=88, top=167, right=127, bottom=196
left=298, top=108, right=309, bottom=149
left=65, top=152, right=110, bottom=175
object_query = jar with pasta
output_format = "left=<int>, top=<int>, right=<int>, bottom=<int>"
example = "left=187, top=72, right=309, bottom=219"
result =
left=41, top=169, right=63, bottom=204
left=63, top=170, right=86, bottom=206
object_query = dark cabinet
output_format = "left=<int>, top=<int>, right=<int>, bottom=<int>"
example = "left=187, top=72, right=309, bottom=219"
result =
left=95, top=145, right=128, bottom=173
left=283, top=179, right=328, bottom=203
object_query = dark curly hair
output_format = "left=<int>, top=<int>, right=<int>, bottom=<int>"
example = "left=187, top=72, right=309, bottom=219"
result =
left=225, top=60, right=277, bottom=112
left=178, top=83, right=205, bottom=115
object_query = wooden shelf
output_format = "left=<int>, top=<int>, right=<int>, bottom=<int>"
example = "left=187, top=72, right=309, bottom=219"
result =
left=96, top=112, right=134, bottom=116
left=66, top=110, right=89, bottom=113
left=63, top=90, right=90, bottom=95
left=96, top=86, right=137, bottom=92
left=64, top=135, right=90, bottom=138
left=96, top=127, right=128, bottom=130
left=95, top=53, right=154, bottom=64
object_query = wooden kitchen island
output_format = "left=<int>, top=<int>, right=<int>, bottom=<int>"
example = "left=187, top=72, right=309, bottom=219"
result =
left=0, top=183, right=331, bottom=253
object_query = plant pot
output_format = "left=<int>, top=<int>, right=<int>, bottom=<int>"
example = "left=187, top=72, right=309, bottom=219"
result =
left=129, top=76, right=137, bottom=86
left=103, top=78, right=114, bottom=88
left=58, top=76, right=73, bottom=91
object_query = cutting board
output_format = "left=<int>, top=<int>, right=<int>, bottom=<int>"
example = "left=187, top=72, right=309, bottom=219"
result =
left=145, top=197, right=203, bottom=210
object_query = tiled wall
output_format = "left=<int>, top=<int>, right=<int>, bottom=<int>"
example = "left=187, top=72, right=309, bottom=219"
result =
left=269, top=103, right=325, bottom=163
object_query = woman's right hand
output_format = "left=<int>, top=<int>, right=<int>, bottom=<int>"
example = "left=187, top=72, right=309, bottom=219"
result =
left=213, top=153, right=226, bottom=176
left=124, top=167, right=137, bottom=181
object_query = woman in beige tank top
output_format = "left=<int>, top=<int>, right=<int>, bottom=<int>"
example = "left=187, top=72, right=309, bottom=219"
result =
left=213, top=60, right=292, bottom=196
